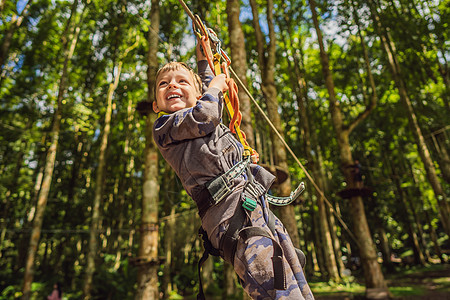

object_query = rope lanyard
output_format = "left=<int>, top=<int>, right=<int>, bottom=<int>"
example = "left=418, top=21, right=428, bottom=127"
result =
left=176, top=0, right=360, bottom=248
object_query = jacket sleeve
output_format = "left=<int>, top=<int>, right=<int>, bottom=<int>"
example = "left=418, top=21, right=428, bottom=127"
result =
left=153, top=87, right=224, bottom=148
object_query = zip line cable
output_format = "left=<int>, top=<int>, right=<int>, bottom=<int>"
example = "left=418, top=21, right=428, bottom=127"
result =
left=177, top=0, right=361, bottom=247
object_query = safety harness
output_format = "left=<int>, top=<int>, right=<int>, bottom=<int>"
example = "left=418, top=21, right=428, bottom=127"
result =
left=196, top=156, right=306, bottom=300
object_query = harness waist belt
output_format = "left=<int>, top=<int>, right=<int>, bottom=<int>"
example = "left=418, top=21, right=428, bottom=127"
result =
left=197, top=157, right=250, bottom=218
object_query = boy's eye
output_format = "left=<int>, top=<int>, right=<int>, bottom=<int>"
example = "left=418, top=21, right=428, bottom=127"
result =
left=159, top=81, right=167, bottom=86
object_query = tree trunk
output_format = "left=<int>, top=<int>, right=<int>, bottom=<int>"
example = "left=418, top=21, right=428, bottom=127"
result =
left=406, top=190, right=432, bottom=263
left=21, top=2, right=81, bottom=298
left=225, top=1, right=253, bottom=296
left=135, top=0, right=160, bottom=298
left=162, top=206, right=175, bottom=299
left=390, top=160, right=426, bottom=266
left=368, top=0, right=450, bottom=236
left=83, top=7, right=140, bottom=295
left=249, top=0, right=300, bottom=247
left=424, top=209, right=443, bottom=262
left=309, top=0, right=387, bottom=291
left=377, top=227, right=394, bottom=271
left=226, top=0, right=254, bottom=146
left=403, top=150, right=443, bottom=262
left=278, top=7, right=340, bottom=280
left=82, top=46, right=120, bottom=300
left=429, top=129, right=450, bottom=184
left=113, top=96, right=135, bottom=271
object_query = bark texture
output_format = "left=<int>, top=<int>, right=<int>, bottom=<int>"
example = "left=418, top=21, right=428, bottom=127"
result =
left=135, top=0, right=160, bottom=298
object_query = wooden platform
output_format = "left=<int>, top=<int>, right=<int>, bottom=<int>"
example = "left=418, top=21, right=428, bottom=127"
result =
left=136, top=100, right=153, bottom=116
left=337, top=187, right=374, bottom=199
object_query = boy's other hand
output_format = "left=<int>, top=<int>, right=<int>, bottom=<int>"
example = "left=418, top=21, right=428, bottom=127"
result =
left=209, top=74, right=229, bottom=93
left=196, top=39, right=207, bottom=61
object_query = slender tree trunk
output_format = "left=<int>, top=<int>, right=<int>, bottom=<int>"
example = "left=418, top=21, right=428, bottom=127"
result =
left=278, top=7, right=340, bottom=280
left=405, top=191, right=432, bottom=263
left=162, top=206, right=175, bottom=299
left=368, top=0, right=450, bottom=236
left=249, top=0, right=300, bottom=247
left=377, top=227, right=394, bottom=271
left=226, top=0, right=254, bottom=146
left=21, top=3, right=81, bottom=298
left=68, top=138, right=82, bottom=203
left=424, top=209, right=443, bottom=262
left=225, top=1, right=253, bottom=296
left=136, top=0, right=159, bottom=298
left=391, top=161, right=426, bottom=265
left=83, top=9, right=139, bottom=295
left=429, top=130, right=450, bottom=184
left=113, top=96, right=135, bottom=271
left=403, top=149, right=444, bottom=262
left=309, top=0, right=387, bottom=292
left=82, top=49, right=120, bottom=300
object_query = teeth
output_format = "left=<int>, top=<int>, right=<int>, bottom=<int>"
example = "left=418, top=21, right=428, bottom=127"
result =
left=167, top=94, right=181, bottom=99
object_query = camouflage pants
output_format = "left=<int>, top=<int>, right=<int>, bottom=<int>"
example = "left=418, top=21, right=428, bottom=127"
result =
left=213, top=196, right=314, bottom=300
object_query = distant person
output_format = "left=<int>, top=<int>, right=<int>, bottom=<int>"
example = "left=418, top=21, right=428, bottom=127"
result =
left=353, top=159, right=363, bottom=188
left=47, top=282, right=62, bottom=300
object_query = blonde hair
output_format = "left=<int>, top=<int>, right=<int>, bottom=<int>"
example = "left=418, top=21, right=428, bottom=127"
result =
left=155, top=62, right=202, bottom=95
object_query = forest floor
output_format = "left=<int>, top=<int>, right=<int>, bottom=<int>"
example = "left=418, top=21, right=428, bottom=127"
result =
left=313, top=264, right=450, bottom=300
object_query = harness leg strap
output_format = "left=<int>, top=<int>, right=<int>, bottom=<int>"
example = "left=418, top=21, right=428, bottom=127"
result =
left=239, top=227, right=287, bottom=290
left=268, top=210, right=306, bottom=269
left=219, top=204, right=247, bottom=265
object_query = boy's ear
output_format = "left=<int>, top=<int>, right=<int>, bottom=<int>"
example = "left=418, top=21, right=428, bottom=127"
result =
left=152, top=101, right=160, bottom=113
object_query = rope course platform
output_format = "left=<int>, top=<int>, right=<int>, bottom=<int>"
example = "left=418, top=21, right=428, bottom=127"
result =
left=337, top=187, right=374, bottom=199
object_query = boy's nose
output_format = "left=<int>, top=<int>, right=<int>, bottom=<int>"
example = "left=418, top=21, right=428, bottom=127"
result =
left=168, top=80, right=178, bottom=89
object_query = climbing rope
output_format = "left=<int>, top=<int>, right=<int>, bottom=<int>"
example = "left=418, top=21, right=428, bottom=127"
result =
left=178, top=1, right=257, bottom=162
left=176, top=0, right=360, bottom=247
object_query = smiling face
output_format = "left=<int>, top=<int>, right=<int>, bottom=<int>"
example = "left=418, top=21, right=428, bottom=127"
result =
left=153, top=62, right=202, bottom=114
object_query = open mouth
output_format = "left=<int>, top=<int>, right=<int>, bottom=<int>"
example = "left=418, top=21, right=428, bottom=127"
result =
left=166, top=93, right=182, bottom=101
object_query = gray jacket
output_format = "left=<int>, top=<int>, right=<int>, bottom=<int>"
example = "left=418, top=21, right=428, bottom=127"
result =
left=153, top=61, right=275, bottom=237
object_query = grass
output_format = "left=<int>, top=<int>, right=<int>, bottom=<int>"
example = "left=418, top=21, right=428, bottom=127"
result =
left=309, top=280, right=365, bottom=297
left=309, top=264, right=450, bottom=299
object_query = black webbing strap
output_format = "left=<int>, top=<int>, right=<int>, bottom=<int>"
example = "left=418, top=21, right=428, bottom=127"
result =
left=219, top=204, right=247, bottom=265
left=268, top=210, right=306, bottom=269
left=197, top=227, right=221, bottom=300
left=239, top=227, right=287, bottom=290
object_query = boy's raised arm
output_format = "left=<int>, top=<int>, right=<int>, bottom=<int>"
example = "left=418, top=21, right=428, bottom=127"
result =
left=196, top=41, right=214, bottom=92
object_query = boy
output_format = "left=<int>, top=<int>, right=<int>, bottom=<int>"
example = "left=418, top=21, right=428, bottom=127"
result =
left=152, top=44, right=314, bottom=300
